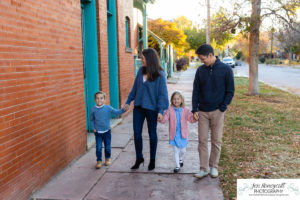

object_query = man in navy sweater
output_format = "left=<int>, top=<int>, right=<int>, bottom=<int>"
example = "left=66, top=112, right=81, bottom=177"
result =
left=192, top=44, right=234, bottom=179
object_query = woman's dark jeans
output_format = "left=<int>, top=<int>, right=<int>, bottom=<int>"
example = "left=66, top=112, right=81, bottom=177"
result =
left=133, top=106, right=158, bottom=160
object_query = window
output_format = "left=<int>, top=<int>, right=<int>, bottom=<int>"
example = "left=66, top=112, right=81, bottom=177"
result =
left=125, top=17, right=132, bottom=52
left=106, top=0, right=109, bottom=11
left=137, top=27, right=143, bottom=57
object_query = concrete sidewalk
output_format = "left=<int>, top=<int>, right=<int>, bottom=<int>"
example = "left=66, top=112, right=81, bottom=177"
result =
left=31, top=66, right=224, bottom=200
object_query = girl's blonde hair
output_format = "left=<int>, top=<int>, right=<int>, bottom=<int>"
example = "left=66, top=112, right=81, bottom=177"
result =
left=170, top=90, right=185, bottom=108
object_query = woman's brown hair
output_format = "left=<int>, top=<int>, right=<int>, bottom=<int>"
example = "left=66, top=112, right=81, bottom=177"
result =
left=141, top=48, right=164, bottom=81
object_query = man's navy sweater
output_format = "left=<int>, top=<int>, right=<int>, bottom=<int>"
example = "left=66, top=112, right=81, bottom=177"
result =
left=192, top=58, right=235, bottom=113
left=126, top=67, right=169, bottom=114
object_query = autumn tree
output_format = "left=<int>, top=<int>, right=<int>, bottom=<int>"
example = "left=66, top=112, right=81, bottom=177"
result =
left=148, top=18, right=188, bottom=57
left=184, top=28, right=206, bottom=51
left=211, top=0, right=300, bottom=95
left=277, top=24, right=300, bottom=64
left=210, top=8, right=235, bottom=49
left=232, top=33, right=250, bottom=59
left=232, top=31, right=270, bottom=61
left=173, top=16, right=193, bottom=31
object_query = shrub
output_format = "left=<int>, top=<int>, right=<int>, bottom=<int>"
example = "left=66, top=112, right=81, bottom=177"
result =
left=175, top=57, right=188, bottom=71
left=235, top=51, right=243, bottom=60
left=266, top=58, right=280, bottom=65
left=183, top=56, right=190, bottom=66
left=259, top=57, right=266, bottom=63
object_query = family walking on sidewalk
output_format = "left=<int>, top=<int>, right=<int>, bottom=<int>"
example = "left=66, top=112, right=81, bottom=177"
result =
left=90, top=44, right=235, bottom=179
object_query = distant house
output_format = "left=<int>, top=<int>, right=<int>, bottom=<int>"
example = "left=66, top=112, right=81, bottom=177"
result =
left=132, top=6, right=174, bottom=77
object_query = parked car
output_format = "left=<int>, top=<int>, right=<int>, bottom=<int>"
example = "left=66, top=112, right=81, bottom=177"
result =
left=223, top=57, right=235, bottom=68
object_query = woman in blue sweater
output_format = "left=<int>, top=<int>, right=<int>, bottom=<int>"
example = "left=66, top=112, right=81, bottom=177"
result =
left=124, top=48, right=169, bottom=170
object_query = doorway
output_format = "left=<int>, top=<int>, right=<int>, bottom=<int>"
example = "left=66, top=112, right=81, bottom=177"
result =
left=81, top=0, right=100, bottom=147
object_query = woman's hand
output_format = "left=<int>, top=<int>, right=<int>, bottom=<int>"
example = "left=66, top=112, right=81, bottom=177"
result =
left=122, top=104, right=130, bottom=111
left=157, top=113, right=163, bottom=122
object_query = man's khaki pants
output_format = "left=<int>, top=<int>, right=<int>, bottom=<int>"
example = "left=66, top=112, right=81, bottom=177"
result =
left=198, top=109, right=225, bottom=171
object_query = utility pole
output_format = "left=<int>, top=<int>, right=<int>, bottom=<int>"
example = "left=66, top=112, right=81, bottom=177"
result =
left=270, top=27, right=275, bottom=58
left=206, top=0, right=210, bottom=44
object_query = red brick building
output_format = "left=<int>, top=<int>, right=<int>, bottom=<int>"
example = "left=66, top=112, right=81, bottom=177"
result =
left=0, top=0, right=142, bottom=199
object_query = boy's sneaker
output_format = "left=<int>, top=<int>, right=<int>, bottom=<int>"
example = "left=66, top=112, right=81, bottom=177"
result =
left=210, top=167, right=218, bottom=178
left=95, top=161, right=102, bottom=169
left=173, top=167, right=180, bottom=173
left=179, top=160, right=184, bottom=167
left=104, top=158, right=111, bottom=166
left=194, top=170, right=209, bottom=179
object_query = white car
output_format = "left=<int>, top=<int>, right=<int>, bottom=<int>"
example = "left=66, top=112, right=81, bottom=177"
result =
left=223, top=57, right=235, bottom=68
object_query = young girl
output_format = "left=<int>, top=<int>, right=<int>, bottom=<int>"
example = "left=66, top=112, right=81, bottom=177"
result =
left=158, top=90, right=196, bottom=173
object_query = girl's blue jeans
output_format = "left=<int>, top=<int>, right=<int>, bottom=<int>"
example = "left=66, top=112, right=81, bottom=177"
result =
left=94, top=130, right=111, bottom=161
left=133, top=106, right=158, bottom=160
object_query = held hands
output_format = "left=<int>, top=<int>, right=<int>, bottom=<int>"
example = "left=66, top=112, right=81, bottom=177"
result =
left=157, top=113, right=163, bottom=122
left=193, top=112, right=199, bottom=121
left=122, top=104, right=130, bottom=112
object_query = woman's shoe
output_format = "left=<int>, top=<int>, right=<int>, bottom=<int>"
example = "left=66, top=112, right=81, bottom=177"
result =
left=148, top=159, right=155, bottom=170
left=130, top=158, right=144, bottom=169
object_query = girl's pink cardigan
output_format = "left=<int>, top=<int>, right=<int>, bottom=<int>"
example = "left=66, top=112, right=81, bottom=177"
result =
left=161, top=106, right=196, bottom=140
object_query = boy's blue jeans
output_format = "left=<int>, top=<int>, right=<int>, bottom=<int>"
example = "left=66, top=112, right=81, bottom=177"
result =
left=133, top=106, right=158, bottom=160
left=94, top=130, right=111, bottom=161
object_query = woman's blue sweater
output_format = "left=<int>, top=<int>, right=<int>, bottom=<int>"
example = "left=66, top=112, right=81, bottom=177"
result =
left=126, top=67, right=169, bottom=114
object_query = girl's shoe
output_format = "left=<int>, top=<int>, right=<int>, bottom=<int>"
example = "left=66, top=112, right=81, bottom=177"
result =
left=95, top=161, right=102, bottom=169
left=179, top=160, right=184, bottom=167
left=148, top=159, right=155, bottom=170
left=174, top=167, right=180, bottom=173
left=130, top=158, right=144, bottom=169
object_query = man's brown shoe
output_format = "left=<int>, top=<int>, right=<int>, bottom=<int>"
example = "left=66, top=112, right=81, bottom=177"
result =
left=104, top=158, right=111, bottom=166
left=95, top=161, right=102, bottom=169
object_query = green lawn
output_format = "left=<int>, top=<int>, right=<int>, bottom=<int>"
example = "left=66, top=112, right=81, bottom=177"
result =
left=219, top=77, right=300, bottom=199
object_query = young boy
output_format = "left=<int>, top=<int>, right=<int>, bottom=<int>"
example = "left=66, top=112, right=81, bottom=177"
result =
left=90, top=91, right=125, bottom=169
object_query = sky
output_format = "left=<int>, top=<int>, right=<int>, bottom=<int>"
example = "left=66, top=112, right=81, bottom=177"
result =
left=147, top=0, right=300, bottom=30
left=147, top=0, right=205, bottom=23
left=147, top=0, right=234, bottom=26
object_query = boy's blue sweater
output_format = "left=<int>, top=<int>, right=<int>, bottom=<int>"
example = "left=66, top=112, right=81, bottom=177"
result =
left=90, top=105, right=124, bottom=132
left=192, top=58, right=235, bottom=112
left=126, top=67, right=169, bottom=114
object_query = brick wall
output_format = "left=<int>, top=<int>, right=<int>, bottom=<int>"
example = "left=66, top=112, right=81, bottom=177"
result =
left=96, top=0, right=135, bottom=107
left=116, top=0, right=135, bottom=106
left=0, top=1, right=86, bottom=199
left=96, top=0, right=110, bottom=104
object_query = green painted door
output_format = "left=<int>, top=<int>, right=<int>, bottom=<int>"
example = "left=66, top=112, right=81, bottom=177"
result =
left=107, top=0, right=119, bottom=110
left=81, top=0, right=100, bottom=132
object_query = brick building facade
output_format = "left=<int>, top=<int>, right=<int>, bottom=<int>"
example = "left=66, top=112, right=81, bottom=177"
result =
left=0, top=0, right=138, bottom=199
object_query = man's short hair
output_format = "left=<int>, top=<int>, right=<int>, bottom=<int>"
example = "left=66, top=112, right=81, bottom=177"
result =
left=94, top=91, right=106, bottom=99
left=195, top=44, right=214, bottom=56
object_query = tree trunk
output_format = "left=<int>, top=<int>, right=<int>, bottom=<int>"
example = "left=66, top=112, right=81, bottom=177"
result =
left=248, top=0, right=261, bottom=95
left=270, top=32, right=273, bottom=58
left=289, top=46, right=292, bottom=65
